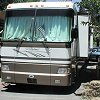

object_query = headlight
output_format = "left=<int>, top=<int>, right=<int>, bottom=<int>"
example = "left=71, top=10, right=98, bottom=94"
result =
left=1, top=65, right=9, bottom=71
left=57, top=68, right=70, bottom=74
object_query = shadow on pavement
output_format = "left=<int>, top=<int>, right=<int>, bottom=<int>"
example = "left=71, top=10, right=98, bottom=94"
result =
left=1, top=82, right=81, bottom=95
left=77, top=61, right=98, bottom=83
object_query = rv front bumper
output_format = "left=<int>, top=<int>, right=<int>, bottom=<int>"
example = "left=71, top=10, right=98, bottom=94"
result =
left=1, top=70, right=72, bottom=86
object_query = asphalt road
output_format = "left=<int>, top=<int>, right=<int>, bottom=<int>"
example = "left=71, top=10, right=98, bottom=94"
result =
left=0, top=61, right=98, bottom=100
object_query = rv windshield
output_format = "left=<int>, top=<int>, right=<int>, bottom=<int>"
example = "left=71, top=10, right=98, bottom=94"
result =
left=3, top=9, right=73, bottom=42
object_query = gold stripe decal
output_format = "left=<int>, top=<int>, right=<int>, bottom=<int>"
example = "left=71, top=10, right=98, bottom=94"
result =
left=2, top=71, right=68, bottom=77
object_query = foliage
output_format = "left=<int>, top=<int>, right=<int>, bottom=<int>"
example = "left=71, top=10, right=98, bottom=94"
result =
left=76, top=0, right=100, bottom=37
left=77, top=0, right=100, bottom=26
left=0, top=0, right=12, bottom=10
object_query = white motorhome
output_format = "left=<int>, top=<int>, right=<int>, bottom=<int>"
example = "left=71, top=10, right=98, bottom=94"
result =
left=1, top=2, right=89, bottom=86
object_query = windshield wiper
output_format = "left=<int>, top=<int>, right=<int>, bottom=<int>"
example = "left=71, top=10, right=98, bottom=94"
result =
left=14, top=38, right=24, bottom=49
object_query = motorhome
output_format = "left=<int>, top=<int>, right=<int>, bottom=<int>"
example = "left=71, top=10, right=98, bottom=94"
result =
left=0, top=2, right=89, bottom=86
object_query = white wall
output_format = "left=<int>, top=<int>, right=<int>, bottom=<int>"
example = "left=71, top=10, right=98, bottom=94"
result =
left=77, top=15, right=89, bottom=57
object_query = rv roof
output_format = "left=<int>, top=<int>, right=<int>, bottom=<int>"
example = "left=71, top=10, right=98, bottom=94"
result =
left=7, top=2, right=74, bottom=10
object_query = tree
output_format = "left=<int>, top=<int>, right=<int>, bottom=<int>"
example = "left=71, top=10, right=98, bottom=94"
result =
left=76, top=0, right=100, bottom=46
left=0, top=0, right=13, bottom=10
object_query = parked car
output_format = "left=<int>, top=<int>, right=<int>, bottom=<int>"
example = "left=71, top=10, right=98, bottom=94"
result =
left=89, top=47, right=100, bottom=61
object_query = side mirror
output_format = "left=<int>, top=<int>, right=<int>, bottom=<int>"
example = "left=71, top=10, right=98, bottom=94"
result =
left=71, top=28, right=78, bottom=41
